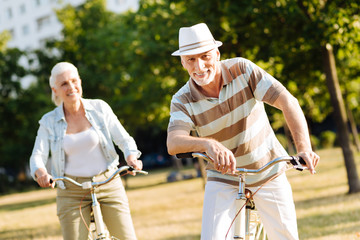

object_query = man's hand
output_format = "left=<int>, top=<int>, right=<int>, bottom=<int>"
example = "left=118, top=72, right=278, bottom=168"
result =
left=206, top=139, right=236, bottom=174
left=167, top=130, right=236, bottom=174
left=297, top=151, right=320, bottom=174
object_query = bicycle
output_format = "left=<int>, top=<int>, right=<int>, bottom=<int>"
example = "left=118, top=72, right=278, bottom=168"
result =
left=176, top=152, right=307, bottom=240
left=50, top=166, right=148, bottom=240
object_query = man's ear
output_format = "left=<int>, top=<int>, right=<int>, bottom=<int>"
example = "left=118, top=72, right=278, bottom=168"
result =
left=216, top=49, right=220, bottom=61
left=180, top=57, right=186, bottom=68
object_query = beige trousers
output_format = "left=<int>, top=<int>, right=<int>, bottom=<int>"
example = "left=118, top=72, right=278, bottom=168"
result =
left=56, top=171, right=137, bottom=240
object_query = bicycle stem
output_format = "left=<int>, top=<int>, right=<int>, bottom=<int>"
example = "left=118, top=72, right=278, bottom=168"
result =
left=234, top=174, right=247, bottom=239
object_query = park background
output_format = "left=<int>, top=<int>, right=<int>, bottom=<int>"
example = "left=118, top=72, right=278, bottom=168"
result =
left=0, top=0, right=359, bottom=239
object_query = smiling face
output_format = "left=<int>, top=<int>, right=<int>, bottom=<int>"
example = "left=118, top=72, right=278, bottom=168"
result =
left=180, top=48, right=220, bottom=86
left=52, top=70, right=82, bottom=105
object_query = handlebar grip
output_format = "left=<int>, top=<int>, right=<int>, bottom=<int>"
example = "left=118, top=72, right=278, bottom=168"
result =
left=296, top=156, right=306, bottom=165
left=290, top=156, right=307, bottom=171
left=127, top=166, right=148, bottom=175
left=176, top=153, right=194, bottom=159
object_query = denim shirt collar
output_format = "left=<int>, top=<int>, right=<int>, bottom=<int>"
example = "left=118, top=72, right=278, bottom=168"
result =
left=53, top=98, right=96, bottom=122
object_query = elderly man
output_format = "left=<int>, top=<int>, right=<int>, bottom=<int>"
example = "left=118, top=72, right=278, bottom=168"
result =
left=167, top=23, right=319, bottom=240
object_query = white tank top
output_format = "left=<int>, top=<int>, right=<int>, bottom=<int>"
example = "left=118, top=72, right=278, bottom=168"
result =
left=63, top=127, right=108, bottom=177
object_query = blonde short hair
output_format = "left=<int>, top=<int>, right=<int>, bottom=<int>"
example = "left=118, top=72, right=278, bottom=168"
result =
left=49, top=62, right=79, bottom=106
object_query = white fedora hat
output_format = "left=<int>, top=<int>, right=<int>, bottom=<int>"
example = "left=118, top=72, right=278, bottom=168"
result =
left=172, top=23, right=222, bottom=56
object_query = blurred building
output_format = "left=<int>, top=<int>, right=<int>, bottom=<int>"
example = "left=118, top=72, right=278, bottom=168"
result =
left=0, top=0, right=138, bottom=50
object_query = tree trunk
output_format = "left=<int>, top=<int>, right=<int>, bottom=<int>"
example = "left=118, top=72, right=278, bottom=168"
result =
left=323, top=43, right=360, bottom=194
left=346, top=107, right=360, bottom=152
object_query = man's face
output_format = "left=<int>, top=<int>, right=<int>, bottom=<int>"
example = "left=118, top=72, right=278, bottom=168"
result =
left=181, top=48, right=220, bottom=86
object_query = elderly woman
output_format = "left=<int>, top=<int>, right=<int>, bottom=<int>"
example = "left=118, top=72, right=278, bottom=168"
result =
left=29, top=62, right=142, bottom=240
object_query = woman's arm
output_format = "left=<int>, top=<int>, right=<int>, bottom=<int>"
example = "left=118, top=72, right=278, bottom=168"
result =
left=29, top=124, right=50, bottom=180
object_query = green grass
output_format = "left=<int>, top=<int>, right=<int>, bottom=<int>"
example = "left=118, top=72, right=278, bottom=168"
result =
left=287, top=148, right=360, bottom=240
left=0, top=148, right=359, bottom=239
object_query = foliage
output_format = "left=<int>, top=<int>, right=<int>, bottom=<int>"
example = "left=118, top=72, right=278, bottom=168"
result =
left=54, top=0, right=181, bottom=135
left=1, top=0, right=360, bottom=177
left=0, top=33, right=27, bottom=170
left=320, top=130, right=337, bottom=149
left=310, top=134, right=320, bottom=150
left=52, top=0, right=360, bottom=137
left=0, top=32, right=55, bottom=172
left=275, top=133, right=287, bottom=150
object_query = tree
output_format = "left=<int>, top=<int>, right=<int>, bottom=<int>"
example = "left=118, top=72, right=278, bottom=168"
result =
left=323, top=43, right=360, bottom=193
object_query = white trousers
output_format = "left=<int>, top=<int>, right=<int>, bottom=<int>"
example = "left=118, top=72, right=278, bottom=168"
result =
left=201, top=173, right=299, bottom=240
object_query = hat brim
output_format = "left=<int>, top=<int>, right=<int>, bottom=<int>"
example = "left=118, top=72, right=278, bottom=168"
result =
left=171, top=41, right=223, bottom=56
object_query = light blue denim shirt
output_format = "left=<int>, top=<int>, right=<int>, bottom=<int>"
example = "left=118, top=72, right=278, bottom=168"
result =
left=29, top=98, right=141, bottom=189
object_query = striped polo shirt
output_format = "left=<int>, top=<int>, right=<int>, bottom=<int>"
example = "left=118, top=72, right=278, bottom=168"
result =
left=168, top=57, right=288, bottom=187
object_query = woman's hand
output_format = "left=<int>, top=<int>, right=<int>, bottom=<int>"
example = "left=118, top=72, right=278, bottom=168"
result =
left=126, top=155, right=143, bottom=175
left=35, top=168, right=55, bottom=188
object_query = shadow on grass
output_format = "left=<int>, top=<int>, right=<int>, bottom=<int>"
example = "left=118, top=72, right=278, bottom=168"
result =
left=295, top=192, right=360, bottom=209
left=0, top=197, right=56, bottom=212
left=292, top=181, right=345, bottom=195
left=297, top=192, right=360, bottom=239
left=298, top=210, right=360, bottom=239
left=126, top=176, right=202, bottom=191
left=0, top=224, right=61, bottom=240
left=163, top=234, right=201, bottom=240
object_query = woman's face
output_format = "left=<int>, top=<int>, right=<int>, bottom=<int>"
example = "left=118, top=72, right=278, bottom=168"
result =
left=52, top=70, right=82, bottom=104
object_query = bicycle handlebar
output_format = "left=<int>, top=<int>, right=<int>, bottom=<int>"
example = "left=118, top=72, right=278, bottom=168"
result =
left=176, top=152, right=307, bottom=175
left=50, top=166, right=148, bottom=189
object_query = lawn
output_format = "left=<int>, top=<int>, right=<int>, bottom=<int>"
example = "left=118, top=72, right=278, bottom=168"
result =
left=0, top=148, right=359, bottom=239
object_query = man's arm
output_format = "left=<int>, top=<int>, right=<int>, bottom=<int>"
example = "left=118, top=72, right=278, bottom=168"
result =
left=271, top=89, right=320, bottom=174
left=167, top=130, right=236, bottom=174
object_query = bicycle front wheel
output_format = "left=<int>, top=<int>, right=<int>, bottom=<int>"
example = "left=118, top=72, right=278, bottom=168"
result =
left=248, top=209, right=267, bottom=240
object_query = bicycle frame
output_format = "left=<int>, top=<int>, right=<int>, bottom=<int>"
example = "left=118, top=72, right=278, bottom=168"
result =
left=51, top=166, right=148, bottom=240
left=179, top=152, right=306, bottom=240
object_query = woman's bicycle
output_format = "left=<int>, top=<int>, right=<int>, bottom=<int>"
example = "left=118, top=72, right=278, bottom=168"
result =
left=50, top=166, right=148, bottom=240
left=176, top=152, right=307, bottom=240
